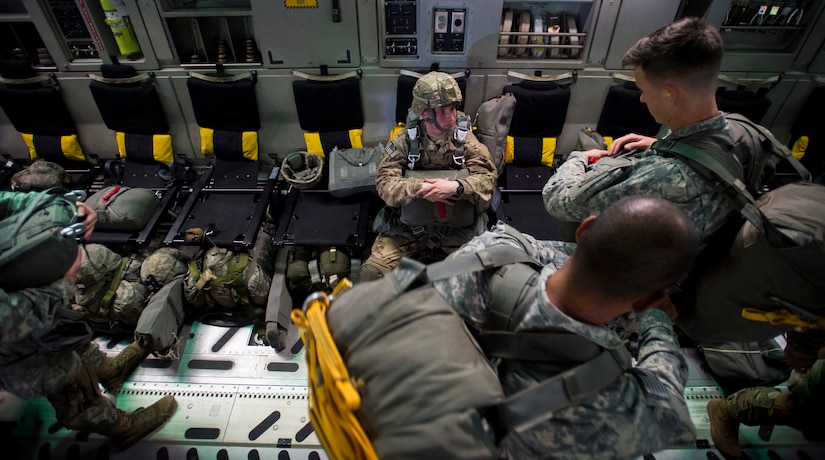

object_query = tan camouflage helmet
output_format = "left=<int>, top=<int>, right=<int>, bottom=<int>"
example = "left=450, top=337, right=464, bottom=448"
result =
left=410, top=72, right=463, bottom=116
left=140, top=247, right=189, bottom=291
left=282, top=151, right=324, bottom=189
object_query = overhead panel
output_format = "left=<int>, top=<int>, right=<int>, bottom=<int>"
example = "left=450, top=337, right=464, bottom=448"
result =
left=251, top=0, right=360, bottom=69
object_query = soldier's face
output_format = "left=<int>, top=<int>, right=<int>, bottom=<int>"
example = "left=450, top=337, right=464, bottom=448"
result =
left=422, top=104, right=457, bottom=136
left=634, top=67, right=668, bottom=125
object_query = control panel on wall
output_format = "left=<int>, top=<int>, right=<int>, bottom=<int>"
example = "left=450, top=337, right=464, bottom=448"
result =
left=432, top=7, right=465, bottom=53
left=385, top=0, right=417, bottom=57
left=47, top=0, right=100, bottom=60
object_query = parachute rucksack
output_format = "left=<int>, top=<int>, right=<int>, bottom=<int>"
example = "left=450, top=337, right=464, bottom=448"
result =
left=292, top=243, right=634, bottom=460
left=0, top=189, right=84, bottom=290
left=654, top=121, right=825, bottom=343
left=185, top=246, right=251, bottom=309
left=474, top=93, right=516, bottom=174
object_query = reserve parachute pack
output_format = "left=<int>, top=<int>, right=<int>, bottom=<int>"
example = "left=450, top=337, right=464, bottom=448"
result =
left=654, top=115, right=825, bottom=343
left=401, top=169, right=476, bottom=228
left=86, top=185, right=160, bottom=231
left=0, top=189, right=85, bottom=290
left=292, top=241, right=633, bottom=460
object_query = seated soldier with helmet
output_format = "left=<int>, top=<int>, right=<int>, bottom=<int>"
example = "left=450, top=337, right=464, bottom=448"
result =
left=0, top=190, right=177, bottom=447
left=358, top=71, right=498, bottom=281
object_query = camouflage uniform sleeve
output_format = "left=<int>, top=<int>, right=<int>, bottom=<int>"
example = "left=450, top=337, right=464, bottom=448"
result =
left=375, top=131, right=425, bottom=208
left=0, top=278, right=76, bottom=350
left=458, top=132, right=497, bottom=208
left=542, top=151, right=701, bottom=223
left=791, top=356, right=825, bottom=403
left=636, top=308, right=689, bottom=401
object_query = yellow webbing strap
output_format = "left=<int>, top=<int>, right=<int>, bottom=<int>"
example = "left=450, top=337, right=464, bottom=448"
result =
left=742, top=308, right=825, bottom=329
left=291, top=280, right=377, bottom=460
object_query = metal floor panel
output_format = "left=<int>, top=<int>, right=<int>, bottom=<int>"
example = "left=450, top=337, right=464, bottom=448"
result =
left=2, top=319, right=825, bottom=459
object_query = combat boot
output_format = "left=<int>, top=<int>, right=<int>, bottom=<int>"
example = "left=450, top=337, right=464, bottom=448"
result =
left=97, top=341, right=149, bottom=393
left=102, top=394, right=177, bottom=447
left=708, top=399, right=742, bottom=458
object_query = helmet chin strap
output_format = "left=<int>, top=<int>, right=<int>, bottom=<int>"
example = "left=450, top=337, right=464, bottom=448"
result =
left=423, top=109, right=453, bottom=135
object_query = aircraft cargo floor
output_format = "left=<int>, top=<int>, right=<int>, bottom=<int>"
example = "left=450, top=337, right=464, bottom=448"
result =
left=2, top=320, right=824, bottom=460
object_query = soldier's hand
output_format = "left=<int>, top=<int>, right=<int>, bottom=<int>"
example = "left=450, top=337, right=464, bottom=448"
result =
left=65, top=247, right=83, bottom=283
left=75, top=202, right=98, bottom=240
left=607, top=134, right=656, bottom=156
left=582, top=149, right=609, bottom=163
left=418, top=178, right=458, bottom=203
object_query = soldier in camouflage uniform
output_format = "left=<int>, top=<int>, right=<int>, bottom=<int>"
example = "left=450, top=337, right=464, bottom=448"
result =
left=433, top=196, right=700, bottom=458
left=359, top=71, right=498, bottom=281
left=544, top=17, right=775, bottom=244
left=0, top=190, right=177, bottom=447
left=708, top=345, right=825, bottom=457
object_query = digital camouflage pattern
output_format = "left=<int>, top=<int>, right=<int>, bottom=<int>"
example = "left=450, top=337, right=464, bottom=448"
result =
left=140, top=247, right=189, bottom=290
left=11, top=160, right=71, bottom=191
left=185, top=246, right=250, bottom=309
left=432, top=223, right=696, bottom=459
left=110, top=256, right=145, bottom=325
left=543, top=115, right=741, bottom=243
left=0, top=278, right=120, bottom=430
left=74, top=243, right=124, bottom=311
left=410, top=71, right=463, bottom=116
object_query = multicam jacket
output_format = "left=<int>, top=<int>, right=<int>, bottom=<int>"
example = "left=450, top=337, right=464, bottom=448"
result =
left=373, top=115, right=497, bottom=244
left=433, top=224, right=696, bottom=459
left=543, top=114, right=747, bottom=243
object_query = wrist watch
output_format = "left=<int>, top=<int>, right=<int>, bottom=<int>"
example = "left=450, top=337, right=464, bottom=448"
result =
left=454, top=180, right=464, bottom=197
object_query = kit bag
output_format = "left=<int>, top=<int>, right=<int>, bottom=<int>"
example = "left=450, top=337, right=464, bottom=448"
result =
left=292, top=243, right=633, bottom=460
left=0, top=189, right=80, bottom=290
left=86, top=185, right=160, bottom=231
left=655, top=135, right=825, bottom=343
left=474, top=93, right=516, bottom=174
left=400, top=169, right=475, bottom=227
left=328, top=144, right=383, bottom=197
left=134, top=277, right=186, bottom=358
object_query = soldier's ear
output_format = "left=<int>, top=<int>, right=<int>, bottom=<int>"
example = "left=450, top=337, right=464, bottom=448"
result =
left=574, top=216, right=597, bottom=243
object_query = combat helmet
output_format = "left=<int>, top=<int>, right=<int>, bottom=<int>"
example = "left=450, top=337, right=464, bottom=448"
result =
left=140, top=247, right=189, bottom=291
left=281, top=151, right=324, bottom=189
left=410, top=72, right=463, bottom=116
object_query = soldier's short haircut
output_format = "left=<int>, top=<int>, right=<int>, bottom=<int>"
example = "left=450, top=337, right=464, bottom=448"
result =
left=622, top=17, right=723, bottom=93
left=573, top=195, right=699, bottom=301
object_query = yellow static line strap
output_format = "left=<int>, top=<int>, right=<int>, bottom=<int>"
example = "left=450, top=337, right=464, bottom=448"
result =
left=741, top=308, right=825, bottom=329
left=291, top=279, right=377, bottom=460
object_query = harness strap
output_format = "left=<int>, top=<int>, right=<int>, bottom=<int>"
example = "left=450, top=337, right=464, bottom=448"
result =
left=100, top=256, right=130, bottom=308
left=478, top=330, right=602, bottom=363
left=486, top=346, right=631, bottom=435
left=425, top=243, right=540, bottom=281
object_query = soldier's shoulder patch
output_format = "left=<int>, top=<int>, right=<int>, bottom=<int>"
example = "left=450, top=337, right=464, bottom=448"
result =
left=385, top=142, right=397, bottom=155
